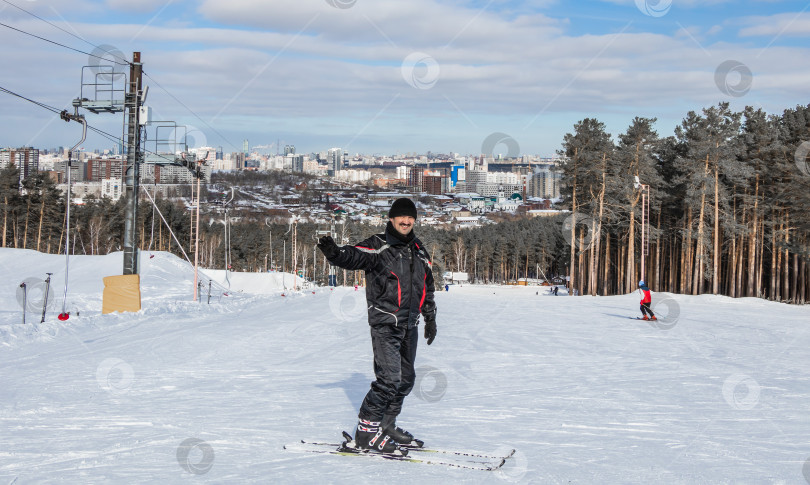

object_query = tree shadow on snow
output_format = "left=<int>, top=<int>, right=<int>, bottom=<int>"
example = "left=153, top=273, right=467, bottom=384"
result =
left=605, top=313, right=636, bottom=319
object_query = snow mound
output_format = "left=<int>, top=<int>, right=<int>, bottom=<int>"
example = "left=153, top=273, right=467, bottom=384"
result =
left=0, top=249, right=307, bottom=349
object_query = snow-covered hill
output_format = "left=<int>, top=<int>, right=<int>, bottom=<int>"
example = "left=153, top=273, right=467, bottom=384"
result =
left=1, top=248, right=809, bottom=484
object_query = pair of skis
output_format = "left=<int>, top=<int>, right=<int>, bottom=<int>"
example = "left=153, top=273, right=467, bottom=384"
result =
left=284, top=431, right=516, bottom=471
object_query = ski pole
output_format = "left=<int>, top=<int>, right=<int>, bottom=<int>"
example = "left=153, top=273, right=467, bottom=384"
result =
left=20, top=282, right=27, bottom=325
left=41, top=273, right=52, bottom=323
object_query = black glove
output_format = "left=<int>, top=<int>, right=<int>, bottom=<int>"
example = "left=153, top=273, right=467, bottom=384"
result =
left=424, top=318, right=436, bottom=345
left=317, top=235, right=340, bottom=259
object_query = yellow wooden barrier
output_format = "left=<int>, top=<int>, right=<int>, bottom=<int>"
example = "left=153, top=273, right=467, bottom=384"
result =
left=102, top=274, right=141, bottom=314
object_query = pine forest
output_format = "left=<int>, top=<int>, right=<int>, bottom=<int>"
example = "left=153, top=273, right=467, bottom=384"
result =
left=2, top=102, right=809, bottom=303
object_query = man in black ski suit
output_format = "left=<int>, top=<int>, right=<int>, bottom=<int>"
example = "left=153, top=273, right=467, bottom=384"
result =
left=317, top=198, right=437, bottom=456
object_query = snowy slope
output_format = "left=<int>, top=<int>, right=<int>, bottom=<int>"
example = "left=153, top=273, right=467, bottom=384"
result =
left=1, top=248, right=810, bottom=484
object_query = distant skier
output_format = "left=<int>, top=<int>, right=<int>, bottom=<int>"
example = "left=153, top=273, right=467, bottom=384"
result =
left=317, top=198, right=436, bottom=456
left=553, top=286, right=559, bottom=296
left=638, top=280, right=656, bottom=321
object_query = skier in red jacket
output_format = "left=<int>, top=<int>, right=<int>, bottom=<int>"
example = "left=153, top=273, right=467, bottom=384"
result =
left=638, top=280, right=656, bottom=321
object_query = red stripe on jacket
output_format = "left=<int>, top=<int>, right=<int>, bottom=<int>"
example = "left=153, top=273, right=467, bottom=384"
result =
left=391, top=271, right=401, bottom=308
left=419, top=274, right=427, bottom=310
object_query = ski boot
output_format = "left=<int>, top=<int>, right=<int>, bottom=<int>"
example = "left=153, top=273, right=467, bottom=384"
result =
left=381, top=416, right=424, bottom=448
left=650, top=316, right=657, bottom=321
left=353, top=419, right=407, bottom=456
left=642, top=315, right=649, bottom=321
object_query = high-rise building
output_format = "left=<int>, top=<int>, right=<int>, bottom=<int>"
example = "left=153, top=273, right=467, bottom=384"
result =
left=408, top=166, right=423, bottom=189
left=101, top=178, right=123, bottom=200
left=487, top=171, right=519, bottom=185
left=450, top=165, right=465, bottom=188
left=423, top=174, right=444, bottom=195
left=284, top=145, right=295, bottom=156
left=327, top=148, right=342, bottom=175
left=396, top=165, right=409, bottom=180
left=465, top=168, right=487, bottom=186
left=292, top=154, right=305, bottom=173
left=233, top=152, right=246, bottom=170
left=86, top=158, right=124, bottom=182
left=53, top=160, right=84, bottom=183
left=147, top=161, right=212, bottom=184
left=242, top=139, right=249, bottom=155
left=528, top=166, right=561, bottom=199
left=0, top=147, right=39, bottom=182
left=470, top=155, right=488, bottom=172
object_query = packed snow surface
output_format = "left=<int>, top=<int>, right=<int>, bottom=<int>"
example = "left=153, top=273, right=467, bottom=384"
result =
left=2, top=248, right=810, bottom=484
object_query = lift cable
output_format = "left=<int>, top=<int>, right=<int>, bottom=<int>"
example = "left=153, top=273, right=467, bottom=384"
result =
left=0, top=21, right=128, bottom=66
left=1, top=84, right=182, bottom=165
left=0, top=15, right=238, bottom=151
left=142, top=71, right=240, bottom=152
left=0, top=0, right=131, bottom=66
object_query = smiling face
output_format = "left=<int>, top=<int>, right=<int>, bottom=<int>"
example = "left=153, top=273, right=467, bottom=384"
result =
left=390, top=215, right=415, bottom=236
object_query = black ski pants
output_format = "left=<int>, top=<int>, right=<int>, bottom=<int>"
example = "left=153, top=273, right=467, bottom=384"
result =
left=358, top=323, right=418, bottom=423
left=640, top=302, right=655, bottom=317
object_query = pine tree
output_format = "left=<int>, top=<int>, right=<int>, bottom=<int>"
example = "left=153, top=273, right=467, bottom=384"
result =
left=558, top=118, right=614, bottom=295
left=0, top=164, right=21, bottom=248
left=613, top=117, right=664, bottom=293
left=674, top=103, right=741, bottom=294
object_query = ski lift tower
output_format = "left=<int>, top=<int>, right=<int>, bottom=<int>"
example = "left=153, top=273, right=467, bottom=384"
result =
left=285, top=216, right=299, bottom=291
left=180, top=153, right=208, bottom=301
left=68, top=53, right=146, bottom=316
left=122, top=53, right=144, bottom=275
left=73, top=52, right=144, bottom=276
left=634, top=176, right=650, bottom=283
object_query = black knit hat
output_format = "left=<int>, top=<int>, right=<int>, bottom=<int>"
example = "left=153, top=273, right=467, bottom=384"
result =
left=388, top=198, right=417, bottom=219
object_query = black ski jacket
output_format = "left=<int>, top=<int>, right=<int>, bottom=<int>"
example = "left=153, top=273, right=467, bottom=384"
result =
left=327, top=226, right=436, bottom=328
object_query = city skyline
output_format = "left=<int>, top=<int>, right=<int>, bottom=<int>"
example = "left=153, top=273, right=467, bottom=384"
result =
left=1, top=0, right=809, bottom=156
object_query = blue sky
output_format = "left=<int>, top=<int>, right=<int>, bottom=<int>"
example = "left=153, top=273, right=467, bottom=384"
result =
left=1, top=0, right=809, bottom=157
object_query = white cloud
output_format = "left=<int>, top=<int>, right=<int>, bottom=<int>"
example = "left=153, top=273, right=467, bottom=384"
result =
left=706, top=24, right=723, bottom=36
left=738, top=12, right=810, bottom=37
left=104, top=0, right=178, bottom=13
left=598, top=0, right=734, bottom=7
left=2, top=0, right=810, bottom=153
left=197, top=0, right=564, bottom=47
